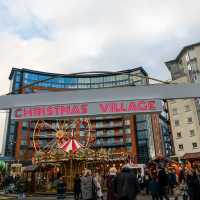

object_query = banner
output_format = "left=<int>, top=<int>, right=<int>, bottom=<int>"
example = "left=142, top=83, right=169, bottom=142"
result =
left=11, top=99, right=162, bottom=120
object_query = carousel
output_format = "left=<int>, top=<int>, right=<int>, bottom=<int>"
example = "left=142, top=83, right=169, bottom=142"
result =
left=28, top=118, right=128, bottom=192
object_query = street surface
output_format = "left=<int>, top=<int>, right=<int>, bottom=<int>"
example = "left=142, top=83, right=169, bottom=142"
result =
left=0, top=194, right=179, bottom=200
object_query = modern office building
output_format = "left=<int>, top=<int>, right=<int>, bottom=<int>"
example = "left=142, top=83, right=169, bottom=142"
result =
left=166, top=42, right=200, bottom=159
left=3, top=67, right=173, bottom=163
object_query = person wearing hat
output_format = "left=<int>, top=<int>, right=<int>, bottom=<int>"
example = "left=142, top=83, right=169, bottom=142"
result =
left=113, top=163, right=139, bottom=200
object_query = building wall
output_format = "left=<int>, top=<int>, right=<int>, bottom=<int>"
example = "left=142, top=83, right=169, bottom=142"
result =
left=151, top=113, right=164, bottom=157
left=159, top=114, right=174, bottom=157
left=166, top=43, right=200, bottom=158
left=4, top=67, right=172, bottom=163
left=167, top=76, right=200, bottom=157
left=166, top=44, right=200, bottom=81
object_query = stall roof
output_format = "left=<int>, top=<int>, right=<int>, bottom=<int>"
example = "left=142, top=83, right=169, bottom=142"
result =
left=182, top=152, right=200, bottom=160
left=0, top=156, right=15, bottom=161
left=23, top=165, right=38, bottom=172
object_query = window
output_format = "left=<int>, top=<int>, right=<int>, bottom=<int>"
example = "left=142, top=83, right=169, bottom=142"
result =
left=137, top=121, right=147, bottom=130
left=177, top=132, right=182, bottom=138
left=119, top=138, right=124, bottom=143
left=184, top=105, right=191, bottom=112
left=124, top=119, right=130, bottom=125
left=96, top=122, right=103, bottom=128
left=178, top=144, right=184, bottom=151
left=91, top=77, right=103, bottom=84
left=10, top=125, right=15, bottom=133
left=103, top=75, right=115, bottom=82
left=125, top=128, right=131, bottom=134
left=96, top=130, right=104, bottom=137
left=78, top=78, right=90, bottom=84
left=136, top=114, right=146, bottom=122
left=190, top=130, right=195, bottom=137
left=106, top=130, right=114, bottom=136
left=80, top=131, right=85, bottom=137
left=21, top=140, right=27, bottom=145
left=96, top=139, right=100, bottom=145
left=116, top=74, right=129, bottom=81
left=126, top=137, right=131, bottom=143
left=192, top=142, right=198, bottom=149
left=175, top=120, right=180, bottom=126
left=104, top=82, right=114, bottom=87
left=185, top=53, right=190, bottom=62
left=172, top=108, right=178, bottom=115
left=187, top=117, right=193, bottom=124
left=188, top=49, right=195, bottom=60
left=190, top=58, right=198, bottom=72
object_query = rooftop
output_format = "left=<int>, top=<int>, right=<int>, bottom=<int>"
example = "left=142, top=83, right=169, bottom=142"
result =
left=9, top=67, right=148, bottom=80
left=165, top=42, right=200, bottom=68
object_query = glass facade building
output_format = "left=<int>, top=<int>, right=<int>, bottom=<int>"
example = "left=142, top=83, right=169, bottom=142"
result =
left=4, top=67, right=173, bottom=163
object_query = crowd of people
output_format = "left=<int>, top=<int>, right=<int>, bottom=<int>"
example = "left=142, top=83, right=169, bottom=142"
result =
left=73, top=162, right=200, bottom=200
left=73, top=163, right=141, bottom=200
left=0, top=174, right=27, bottom=199
left=1, top=162, right=200, bottom=200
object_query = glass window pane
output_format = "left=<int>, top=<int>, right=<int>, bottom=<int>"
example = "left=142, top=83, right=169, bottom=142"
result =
left=91, top=77, right=103, bottom=84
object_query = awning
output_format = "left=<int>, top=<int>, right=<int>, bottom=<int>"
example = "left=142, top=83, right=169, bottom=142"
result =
left=23, top=165, right=38, bottom=172
left=182, top=152, right=200, bottom=160
left=0, top=156, right=15, bottom=161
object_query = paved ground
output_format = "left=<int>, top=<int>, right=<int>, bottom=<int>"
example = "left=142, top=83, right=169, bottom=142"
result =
left=0, top=194, right=180, bottom=200
left=0, top=190, right=183, bottom=199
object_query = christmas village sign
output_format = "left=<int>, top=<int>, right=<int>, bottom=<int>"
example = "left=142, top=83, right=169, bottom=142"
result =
left=11, top=99, right=162, bottom=120
left=0, top=83, right=200, bottom=120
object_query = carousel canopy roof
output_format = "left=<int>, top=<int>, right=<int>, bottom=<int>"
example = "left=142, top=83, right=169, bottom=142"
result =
left=59, top=138, right=83, bottom=153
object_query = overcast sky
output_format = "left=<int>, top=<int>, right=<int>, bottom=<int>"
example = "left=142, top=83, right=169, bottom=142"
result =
left=1, top=0, right=200, bottom=153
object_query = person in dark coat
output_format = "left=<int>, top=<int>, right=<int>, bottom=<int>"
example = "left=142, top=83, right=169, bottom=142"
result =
left=194, top=169, right=200, bottom=200
left=157, top=168, right=169, bottom=200
left=186, top=169, right=195, bottom=200
left=16, top=177, right=26, bottom=200
left=144, top=171, right=151, bottom=194
left=74, top=174, right=81, bottom=200
left=3, top=175, right=10, bottom=193
left=113, top=163, right=139, bottom=200
left=57, top=176, right=66, bottom=200
left=168, top=169, right=177, bottom=195
left=107, top=167, right=117, bottom=200
left=149, top=175, right=160, bottom=200
left=186, top=169, right=200, bottom=200
left=137, top=172, right=144, bottom=191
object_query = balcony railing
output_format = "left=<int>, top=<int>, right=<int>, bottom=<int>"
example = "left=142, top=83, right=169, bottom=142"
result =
left=96, top=132, right=124, bottom=138
left=94, top=142, right=125, bottom=148
left=95, top=123, right=123, bottom=129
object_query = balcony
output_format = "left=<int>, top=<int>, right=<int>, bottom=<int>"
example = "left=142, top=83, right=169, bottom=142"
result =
left=30, top=135, right=55, bottom=140
left=96, top=132, right=124, bottom=138
left=94, top=142, right=125, bottom=148
left=90, top=116, right=123, bottom=121
left=95, top=123, right=123, bottom=129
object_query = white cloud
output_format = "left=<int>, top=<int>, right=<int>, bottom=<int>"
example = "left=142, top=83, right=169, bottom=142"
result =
left=1, top=0, right=200, bottom=153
